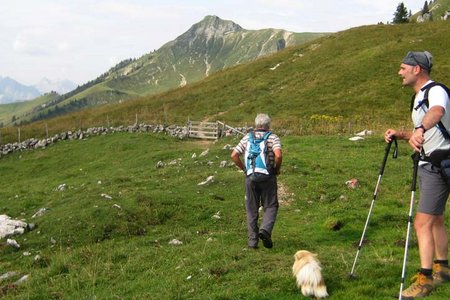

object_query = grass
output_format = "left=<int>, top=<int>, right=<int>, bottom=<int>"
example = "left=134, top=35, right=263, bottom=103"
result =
left=1, top=131, right=449, bottom=299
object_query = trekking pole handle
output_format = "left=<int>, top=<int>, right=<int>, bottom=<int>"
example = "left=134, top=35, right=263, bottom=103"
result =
left=392, top=137, right=398, bottom=159
left=379, top=137, right=397, bottom=176
left=411, top=151, right=420, bottom=192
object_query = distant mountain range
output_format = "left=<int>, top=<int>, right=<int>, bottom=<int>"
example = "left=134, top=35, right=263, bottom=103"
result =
left=34, top=78, right=77, bottom=95
left=0, top=76, right=77, bottom=104
left=0, top=76, right=40, bottom=104
left=2, top=15, right=327, bottom=126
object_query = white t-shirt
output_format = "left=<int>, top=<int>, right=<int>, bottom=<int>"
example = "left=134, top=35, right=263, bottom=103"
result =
left=411, top=80, right=450, bottom=156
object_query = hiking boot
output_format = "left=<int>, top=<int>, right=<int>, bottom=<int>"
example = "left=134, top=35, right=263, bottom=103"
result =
left=400, top=272, right=433, bottom=299
left=433, top=263, right=450, bottom=285
left=258, top=229, right=273, bottom=249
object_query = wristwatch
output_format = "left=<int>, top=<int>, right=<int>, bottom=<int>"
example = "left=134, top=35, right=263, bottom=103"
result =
left=415, top=124, right=426, bottom=132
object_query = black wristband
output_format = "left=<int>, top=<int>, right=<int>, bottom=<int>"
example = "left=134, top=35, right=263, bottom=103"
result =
left=415, top=124, right=426, bottom=132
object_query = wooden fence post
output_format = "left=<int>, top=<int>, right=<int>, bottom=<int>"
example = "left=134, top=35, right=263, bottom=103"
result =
left=45, top=123, right=49, bottom=138
left=18, top=127, right=21, bottom=143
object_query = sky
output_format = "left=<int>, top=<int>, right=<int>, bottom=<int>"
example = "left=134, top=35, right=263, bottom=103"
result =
left=0, top=0, right=428, bottom=86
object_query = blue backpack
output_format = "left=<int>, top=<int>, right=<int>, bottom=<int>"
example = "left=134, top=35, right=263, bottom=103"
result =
left=245, top=131, right=272, bottom=177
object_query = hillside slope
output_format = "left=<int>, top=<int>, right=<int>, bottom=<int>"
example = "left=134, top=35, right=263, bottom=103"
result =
left=1, top=21, right=449, bottom=144
left=6, top=15, right=325, bottom=126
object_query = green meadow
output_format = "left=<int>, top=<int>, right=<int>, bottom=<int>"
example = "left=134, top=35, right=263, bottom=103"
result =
left=1, top=8, right=450, bottom=298
left=1, top=132, right=449, bottom=299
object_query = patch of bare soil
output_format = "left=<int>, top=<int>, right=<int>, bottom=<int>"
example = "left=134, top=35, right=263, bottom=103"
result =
left=278, top=181, right=294, bottom=206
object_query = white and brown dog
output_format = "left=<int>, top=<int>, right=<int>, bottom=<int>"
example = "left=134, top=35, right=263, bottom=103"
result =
left=292, top=250, right=328, bottom=299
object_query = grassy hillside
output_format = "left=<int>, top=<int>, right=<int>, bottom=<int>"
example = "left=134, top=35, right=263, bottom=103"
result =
left=1, top=21, right=449, bottom=145
left=0, top=132, right=449, bottom=299
left=411, top=0, right=450, bottom=21
left=0, top=93, right=59, bottom=127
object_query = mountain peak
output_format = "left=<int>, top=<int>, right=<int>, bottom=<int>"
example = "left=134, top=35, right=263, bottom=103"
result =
left=187, top=15, right=243, bottom=39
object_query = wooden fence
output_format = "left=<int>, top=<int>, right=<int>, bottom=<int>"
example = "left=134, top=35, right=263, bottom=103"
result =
left=187, top=120, right=220, bottom=140
left=187, top=120, right=245, bottom=140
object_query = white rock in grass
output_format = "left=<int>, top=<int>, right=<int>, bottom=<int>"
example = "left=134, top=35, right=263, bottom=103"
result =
left=0, top=215, right=27, bottom=238
left=355, top=129, right=373, bottom=136
left=32, top=208, right=48, bottom=218
left=199, top=149, right=209, bottom=157
left=14, top=274, right=29, bottom=285
left=168, top=239, right=183, bottom=246
left=212, top=211, right=221, bottom=219
left=349, top=136, right=364, bottom=141
left=7, top=238, right=20, bottom=249
left=198, top=176, right=214, bottom=186
left=0, top=271, right=18, bottom=281
left=101, top=193, right=113, bottom=200
left=55, top=183, right=67, bottom=191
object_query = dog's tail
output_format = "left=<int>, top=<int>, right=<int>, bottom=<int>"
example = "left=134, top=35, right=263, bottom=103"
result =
left=314, top=279, right=328, bottom=299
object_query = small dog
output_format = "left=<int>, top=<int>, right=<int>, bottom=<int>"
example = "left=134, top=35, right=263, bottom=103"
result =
left=292, top=250, right=328, bottom=299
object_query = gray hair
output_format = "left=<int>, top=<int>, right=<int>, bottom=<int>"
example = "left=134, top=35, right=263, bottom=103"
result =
left=255, top=113, right=271, bottom=129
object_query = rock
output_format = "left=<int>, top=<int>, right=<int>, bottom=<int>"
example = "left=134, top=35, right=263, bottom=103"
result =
left=199, top=149, right=209, bottom=157
left=101, top=193, right=112, bottom=200
left=0, top=215, right=28, bottom=238
left=349, top=136, right=364, bottom=141
left=156, top=161, right=165, bottom=168
left=355, top=129, right=373, bottom=136
left=168, top=239, right=183, bottom=246
left=32, top=208, right=48, bottom=218
left=55, top=183, right=67, bottom=191
left=345, top=178, right=359, bottom=189
left=7, top=239, right=20, bottom=249
left=14, top=274, right=29, bottom=285
left=0, top=271, right=18, bottom=281
left=198, top=176, right=214, bottom=186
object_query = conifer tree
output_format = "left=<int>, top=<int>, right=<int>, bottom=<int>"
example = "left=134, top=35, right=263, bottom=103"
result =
left=422, top=1, right=429, bottom=15
left=393, top=2, right=409, bottom=24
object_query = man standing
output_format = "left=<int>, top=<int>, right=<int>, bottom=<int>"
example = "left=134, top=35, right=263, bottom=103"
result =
left=385, top=51, right=450, bottom=299
left=231, top=113, right=282, bottom=249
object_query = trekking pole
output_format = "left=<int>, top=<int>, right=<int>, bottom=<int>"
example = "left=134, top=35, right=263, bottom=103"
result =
left=398, top=151, right=420, bottom=299
left=349, top=137, right=398, bottom=278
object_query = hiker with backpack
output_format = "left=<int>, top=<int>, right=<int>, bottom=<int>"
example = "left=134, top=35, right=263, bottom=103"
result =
left=231, top=113, right=282, bottom=249
left=384, top=51, right=450, bottom=299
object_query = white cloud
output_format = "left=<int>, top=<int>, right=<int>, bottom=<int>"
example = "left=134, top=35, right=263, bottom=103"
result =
left=0, top=0, right=428, bottom=85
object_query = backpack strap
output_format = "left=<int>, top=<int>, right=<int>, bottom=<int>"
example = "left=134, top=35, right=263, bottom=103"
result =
left=413, top=82, right=450, bottom=140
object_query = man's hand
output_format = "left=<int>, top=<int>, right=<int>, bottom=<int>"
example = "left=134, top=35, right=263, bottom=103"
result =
left=409, top=128, right=425, bottom=152
left=384, top=129, right=397, bottom=143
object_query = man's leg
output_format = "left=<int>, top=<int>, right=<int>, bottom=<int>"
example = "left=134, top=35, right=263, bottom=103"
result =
left=432, top=215, right=448, bottom=260
left=415, top=213, right=438, bottom=269
left=245, top=178, right=260, bottom=248
left=259, top=176, right=278, bottom=236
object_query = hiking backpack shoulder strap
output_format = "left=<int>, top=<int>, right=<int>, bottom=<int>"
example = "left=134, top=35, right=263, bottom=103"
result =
left=414, top=82, right=450, bottom=140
